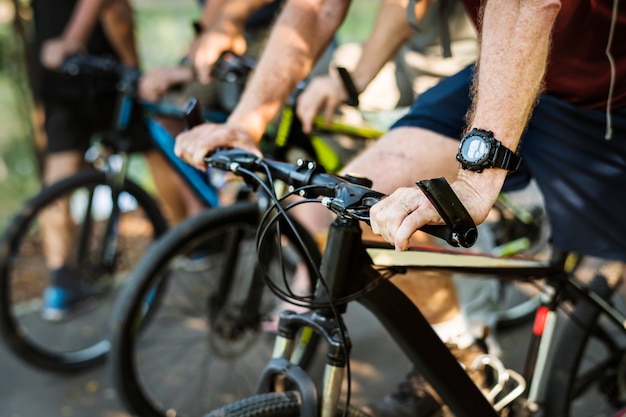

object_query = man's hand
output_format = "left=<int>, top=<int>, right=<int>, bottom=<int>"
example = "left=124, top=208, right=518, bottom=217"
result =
left=175, top=123, right=261, bottom=171
left=369, top=174, right=500, bottom=251
left=139, top=66, right=194, bottom=102
left=296, top=74, right=348, bottom=133
left=41, top=37, right=85, bottom=69
left=189, top=22, right=247, bottom=84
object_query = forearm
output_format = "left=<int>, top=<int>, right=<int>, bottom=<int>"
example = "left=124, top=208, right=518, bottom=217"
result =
left=469, top=0, right=560, bottom=149
left=227, top=0, right=351, bottom=140
left=459, top=0, right=561, bottom=218
left=100, top=0, right=139, bottom=67
left=62, top=0, right=108, bottom=46
left=350, top=0, right=415, bottom=93
left=200, top=0, right=275, bottom=30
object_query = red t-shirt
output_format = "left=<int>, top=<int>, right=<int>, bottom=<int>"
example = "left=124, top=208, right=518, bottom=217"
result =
left=462, top=0, right=626, bottom=110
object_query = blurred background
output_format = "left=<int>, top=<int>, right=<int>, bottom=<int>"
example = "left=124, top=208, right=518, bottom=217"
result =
left=0, top=0, right=379, bottom=230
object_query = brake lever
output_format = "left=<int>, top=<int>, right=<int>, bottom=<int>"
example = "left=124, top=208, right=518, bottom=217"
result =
left=416, top=177, right=478, bottom=248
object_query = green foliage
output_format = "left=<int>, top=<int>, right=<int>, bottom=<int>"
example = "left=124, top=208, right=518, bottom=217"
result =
left=338, top=0, right=380, bottom=45
left=133, top=4, right=200, bottom=70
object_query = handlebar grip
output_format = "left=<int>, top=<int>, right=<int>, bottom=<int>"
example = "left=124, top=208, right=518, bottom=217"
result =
left=420, top=225, right=468, bottom=248
left=59, top=54, right=121, bottom=76
left=416, top=177, right=478, bottom=248
left=59, top=55, right=81, bottom=76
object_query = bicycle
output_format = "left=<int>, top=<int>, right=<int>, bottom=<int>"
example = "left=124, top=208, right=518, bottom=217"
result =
left=105, top=59, right=398, bottom=417
left=106, top=53, right=552, bottom=417
left=189, top=149, right=624, bottom=417
left=0, top=53, right=324, bottom=374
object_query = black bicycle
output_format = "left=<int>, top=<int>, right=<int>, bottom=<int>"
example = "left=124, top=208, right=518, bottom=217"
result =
left=189, top=149, right=625, bottom=417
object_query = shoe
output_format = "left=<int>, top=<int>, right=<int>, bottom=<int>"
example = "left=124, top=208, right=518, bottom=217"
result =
left=41, top=284, right=98, bottom=322
left=365, top=342, right=490, bottom=417
left=179, top=239, right=223, bottom=272
left=179, top=250, right=215, bottom=272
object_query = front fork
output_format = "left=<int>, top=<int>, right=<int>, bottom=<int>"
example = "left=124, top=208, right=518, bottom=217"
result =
left=258, top=309, right=351, bottom=417
left=81, top=141, right=130, bottom=272
left=255, top=217, right=368, bottom=417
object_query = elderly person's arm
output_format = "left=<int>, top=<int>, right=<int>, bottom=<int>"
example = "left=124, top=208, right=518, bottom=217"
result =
left=370, top=0, right=562, bottom=251
left=175, top=0, right=352, bottom=168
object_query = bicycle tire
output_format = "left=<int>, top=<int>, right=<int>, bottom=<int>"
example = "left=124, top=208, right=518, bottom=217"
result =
left=203, top=391, right=372, bottom=417
left=0, top=169, right=167, bottom=372
left=493, top=283, right=543, bottom=330
left=489, top=203, right=550, bottom=330
left=110, top=202, right=322, bottom=417
left=542, top=273, right=626, bottom=416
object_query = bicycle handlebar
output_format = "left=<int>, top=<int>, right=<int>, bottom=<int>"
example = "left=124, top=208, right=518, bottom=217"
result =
left=60, top=54, right=140, bottom=89
left=205, top=149, right=478, bottom=248
left=59, top=54, right=214, bottom=125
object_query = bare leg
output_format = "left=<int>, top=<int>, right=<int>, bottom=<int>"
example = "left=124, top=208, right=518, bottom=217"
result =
left=143, top=150, right=205, bottom=224
left=99, top=0, right=139, bottom=67
left=40, top=151, right=84, bottom=269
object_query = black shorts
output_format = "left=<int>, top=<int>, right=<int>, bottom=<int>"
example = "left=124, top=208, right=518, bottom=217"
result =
left=393, top=65, right=626, bottom=262
left=44, top=93, right=152, bottom=154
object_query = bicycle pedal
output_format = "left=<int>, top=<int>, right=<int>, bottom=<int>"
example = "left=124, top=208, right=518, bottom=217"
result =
left=470, top=354, right=527, bottom=412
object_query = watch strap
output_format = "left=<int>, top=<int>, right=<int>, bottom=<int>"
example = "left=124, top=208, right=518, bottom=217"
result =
left=493, top=141, right=521, bottom=172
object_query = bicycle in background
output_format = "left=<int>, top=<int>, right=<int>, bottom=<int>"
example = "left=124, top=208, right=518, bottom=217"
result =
left=0, top=54, right=235, bottom=372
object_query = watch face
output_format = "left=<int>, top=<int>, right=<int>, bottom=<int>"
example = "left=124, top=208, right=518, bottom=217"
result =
left=460, top=135, right=490, bottom=164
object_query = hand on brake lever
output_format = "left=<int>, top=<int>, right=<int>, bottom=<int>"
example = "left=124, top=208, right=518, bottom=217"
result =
left=370, top=186, right=446, bottom=251
left=369, top=175, right=497, bottom=251
left=175, top=123, right=262, bottom=171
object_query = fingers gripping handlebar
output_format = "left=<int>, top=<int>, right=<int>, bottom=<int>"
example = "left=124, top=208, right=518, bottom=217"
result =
left=205, top=149, right=478, bottom=248
left=417, top=178, right=478, bottom=248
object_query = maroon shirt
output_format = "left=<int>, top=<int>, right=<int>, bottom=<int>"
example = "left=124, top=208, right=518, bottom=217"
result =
left=461, top=0, right=626, bottom=110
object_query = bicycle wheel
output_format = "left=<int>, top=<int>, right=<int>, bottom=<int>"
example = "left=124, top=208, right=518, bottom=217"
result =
left=492, top=281, right=544, bottom=330
left=489, top=203, right=551, bottom=329
left=110, top=202, right=322, bottom=417
left=0, top=169, right=167, bottom=372
left=203, top=391, right=371, bottom=417
left=543, top=270, right=626, bottom=416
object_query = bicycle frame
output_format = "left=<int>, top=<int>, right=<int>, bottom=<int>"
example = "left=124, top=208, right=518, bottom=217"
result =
left=262, top=216, right=506, bottom=417
left=205, top=152, right=626, bottom=417
left=111, top=90, right=222, bottom=208
left=264, top=221, right=626, bottom=417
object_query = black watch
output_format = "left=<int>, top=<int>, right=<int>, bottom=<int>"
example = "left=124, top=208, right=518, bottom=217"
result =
left=456, top=128, right=521, bottom=173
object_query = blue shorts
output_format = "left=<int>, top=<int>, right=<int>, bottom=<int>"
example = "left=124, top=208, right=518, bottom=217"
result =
left=392, top=65, right=626, bottom=262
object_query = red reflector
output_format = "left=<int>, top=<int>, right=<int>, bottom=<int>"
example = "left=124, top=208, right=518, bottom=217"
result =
left=533, top=306, right=549, bottom=336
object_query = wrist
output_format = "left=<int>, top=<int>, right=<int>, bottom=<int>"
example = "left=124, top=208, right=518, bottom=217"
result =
left=456, top=167, right=506, bottom=201
left=58, top=35, right=85, bottom=53
left=455, top=168, right=506, bottom=224
left=226, top=111, right=267, bottom=143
